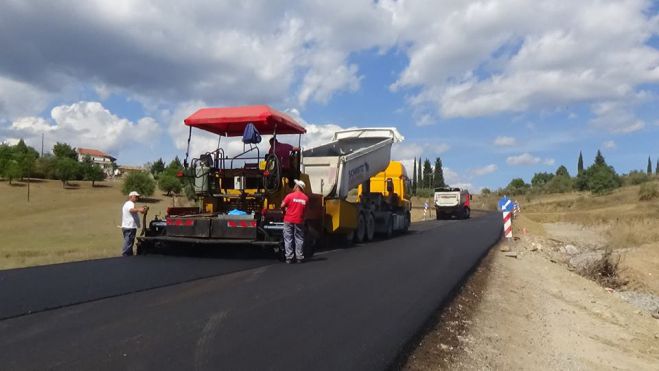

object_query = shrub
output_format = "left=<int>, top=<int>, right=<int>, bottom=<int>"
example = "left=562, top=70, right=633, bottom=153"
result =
left=587, top=165, right=621, bottom=195
left=639, top=182, right=658, bottom=201
left=545, top=175, right=573, bottom=194
left=623, top=170, right=650, bottom=186
left=122, top=172, right=156, bottom=196
left=505, top=178, right=530, bottom=195
left=158, top=174, right=183, bottom=195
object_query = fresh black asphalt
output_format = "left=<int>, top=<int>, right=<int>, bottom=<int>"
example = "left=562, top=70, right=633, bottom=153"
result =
left=0, top=213, right=501, bottom=370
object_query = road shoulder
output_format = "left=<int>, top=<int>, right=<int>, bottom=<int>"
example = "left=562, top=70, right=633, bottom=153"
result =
left=404, top=242, right=659, bottom=370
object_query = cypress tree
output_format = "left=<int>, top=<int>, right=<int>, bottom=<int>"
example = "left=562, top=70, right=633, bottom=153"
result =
left=417, top=156, right=422, bottom=190
left=647, top=156, right=652, bottom=175
left=422, top=159, right=432, bottom=189
left=412, top=157, right=417, bottom=195
left=577, top=151, right=584, bottom=176
left=594, top=150, right=606, bottom=166
left=433, top=157, right=446, bottom=188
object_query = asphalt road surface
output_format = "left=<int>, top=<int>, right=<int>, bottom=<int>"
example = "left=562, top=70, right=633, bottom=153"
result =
left=0, top=212, right=501, bottom=371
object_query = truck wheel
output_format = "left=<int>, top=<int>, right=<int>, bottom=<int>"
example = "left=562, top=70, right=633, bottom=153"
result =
left=385, top=216, right=394, bottom=239
left=136, top=239, right=153, bottom=255
left=436, top=211, right=441, bottom=220
left=303, top=236, right=316, bottom=259
left=463, top=207, right=471, bottom=219
left=354, top=213, right=366, bottom=243
left=365, top=213, right=375, bottom=241
left=402, top=212, right=411, bottom=233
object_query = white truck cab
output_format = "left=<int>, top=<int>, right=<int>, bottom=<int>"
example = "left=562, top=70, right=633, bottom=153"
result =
left=433, top=187, right=471, bottom=219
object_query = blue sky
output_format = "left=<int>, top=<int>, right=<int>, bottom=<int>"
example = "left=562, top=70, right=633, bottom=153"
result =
left=1, top=0, right=658, bottom=191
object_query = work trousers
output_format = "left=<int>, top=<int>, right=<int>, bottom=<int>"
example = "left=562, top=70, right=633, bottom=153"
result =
left=283, top=222, right=305, bottom=261
left=122, top=228, right=137, bottom=256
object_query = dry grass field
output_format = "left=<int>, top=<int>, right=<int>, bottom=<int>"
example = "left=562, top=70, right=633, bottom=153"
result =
left=520, top=181, right=659, bottom=248
left=0, top=179, right=177, bottom=269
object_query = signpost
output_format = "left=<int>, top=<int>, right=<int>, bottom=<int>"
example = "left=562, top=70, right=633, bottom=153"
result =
left=498, top=196, right=513, bottom=240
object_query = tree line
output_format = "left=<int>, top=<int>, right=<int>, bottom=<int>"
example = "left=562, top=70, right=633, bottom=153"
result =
left=0, top=140, right=106, bottom=187
left=483, top=150, right=658, bottom=197
left=121, top=157, right=186, bottom=197
left=411, top=157, right=446, bottom=197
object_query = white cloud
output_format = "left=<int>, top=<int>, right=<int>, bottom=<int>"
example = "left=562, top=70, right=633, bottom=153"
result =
left=494, top=136, right=516, bottom=146
left=389, top=0, right=659, bottom=122
left=0, top=76, right=53, bottom=119
left=543, top=158, right=556, bottom=166
left=603, top=140, right=617, bottom=149
left=471, top=164, right=498, bottom=176
left=507, top=152, right=541, bottom=166
left=8, top=101, right=158, bottom=156
left=0, top=0, right=398, bottom=118
left=430, top=143, right=450, bottom=154
left=1, top=0, right=657, bottom=150
left=589, top=101, right=645, bottom=133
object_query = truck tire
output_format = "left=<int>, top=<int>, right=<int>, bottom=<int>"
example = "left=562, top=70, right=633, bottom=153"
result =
left=462, top=207, right=471, bottom=219
left=385, top=216, right=394, bottom=239
left=402, top=211, right=410, bottom=233
left=365, top=212, right=375, bottom=241
left=303, top=235, right=316, bottom=259
left=135, top=239, right=154, bottom=255
left=354, top=213, right=366, bottom=243
left=436, top=209, right=442, bottom=220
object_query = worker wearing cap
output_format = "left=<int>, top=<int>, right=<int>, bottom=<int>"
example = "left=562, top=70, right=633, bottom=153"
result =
left=121, top=191, right=148, bottom=256
left=280, top=179, right=309, bottom=263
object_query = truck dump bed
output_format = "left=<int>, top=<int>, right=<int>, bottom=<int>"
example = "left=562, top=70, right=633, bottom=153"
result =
left=302, top=128, right=403, bottom=198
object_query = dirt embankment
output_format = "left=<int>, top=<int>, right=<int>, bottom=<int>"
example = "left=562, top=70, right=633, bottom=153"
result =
left=405, top=218, right=659, bottom=370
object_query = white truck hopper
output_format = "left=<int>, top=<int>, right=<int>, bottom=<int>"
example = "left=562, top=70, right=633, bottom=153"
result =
left=302, top=128, right=404, bottom=199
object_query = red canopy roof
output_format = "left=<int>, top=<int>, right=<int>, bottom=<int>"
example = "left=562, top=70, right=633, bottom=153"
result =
left=184, top=105, right=306, bottom=136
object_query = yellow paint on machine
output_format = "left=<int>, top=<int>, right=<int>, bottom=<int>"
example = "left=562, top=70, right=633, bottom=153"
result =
left=324, top=199, right=358, bottom=233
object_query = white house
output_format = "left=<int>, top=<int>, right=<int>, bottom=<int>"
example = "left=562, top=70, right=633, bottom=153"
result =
left=77, top=148, right=117, bottom=176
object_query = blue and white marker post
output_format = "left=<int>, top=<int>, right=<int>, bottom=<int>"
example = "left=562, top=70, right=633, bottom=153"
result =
left=498, top=196, right=514, bottom=241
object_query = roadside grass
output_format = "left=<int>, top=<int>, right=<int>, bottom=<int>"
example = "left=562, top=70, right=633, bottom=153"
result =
left=520, top=181, right=659, bottom=248
left=0, top=179, right=179, bottom=270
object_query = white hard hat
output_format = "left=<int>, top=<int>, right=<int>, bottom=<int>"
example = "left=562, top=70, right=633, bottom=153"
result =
left=129, top=191, right=140, bottom=197
left=293, top=179, right=305, bottom=190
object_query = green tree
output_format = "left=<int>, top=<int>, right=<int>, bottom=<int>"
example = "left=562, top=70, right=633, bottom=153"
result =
left=5, top=160, right=22, bottom=184
left=80, top=156, right=106, bottom=186
left=32, top=155, right=57, bottom=179
left=555, top=165, right=570, bottom=178
left=594, top=150, right=606, bottom=166
left=656, top=158, right=658, bottom=176
left=150, top=158, right=166, bottom=177
left=481, top=188, right=491, bottom=195
left=422, top=159, right=432, bottom=189
left=0, top=144, right=12, bottom=178
left=53, top=142, right=78, bottom=160
left=54, top=157, right=80, bottom=187
left=586, top=164, right=621, bottom=194
left=14, top=139, right=32, bottom=156
left=506, top=178, right=530, bottom=195
left=647, top=156, right=652, bottom=175
left=577, top=151, right=584, bottom=176
left=412, top=157, right=417, bottom=195
left=167, top=156, right=183, bottom=172
left=417, top=156, right=422, bottom=190
left=578, top=151, right=620, bottom=194
left=545, top=175, right=573, bottom=193
left=158, top=174, right=183, bottom=196
left=433, top=157, right=446, bottom=188
left=122, top=172, right=156, bottom=196
left=531, top=172, right=554, bottom=187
